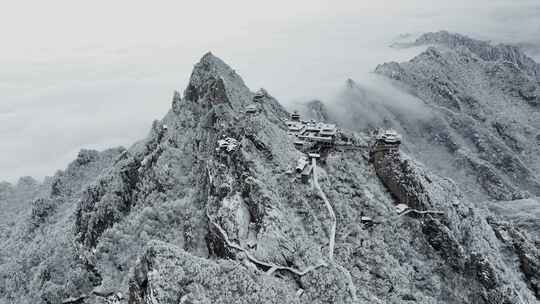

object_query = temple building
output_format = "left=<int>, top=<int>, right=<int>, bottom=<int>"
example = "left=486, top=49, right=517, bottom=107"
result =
left=285, top=112, right=337, bottom=147
left=369, top=129, right=402, bottom=163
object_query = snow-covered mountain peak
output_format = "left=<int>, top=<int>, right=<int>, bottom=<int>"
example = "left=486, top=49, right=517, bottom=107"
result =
left=408, top=31, right=540, bottom=79
left=183, top=52, right=251, bottom=111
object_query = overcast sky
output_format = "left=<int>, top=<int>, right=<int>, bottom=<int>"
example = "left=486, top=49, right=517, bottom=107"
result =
left=1, top=0, right=540, bottom=183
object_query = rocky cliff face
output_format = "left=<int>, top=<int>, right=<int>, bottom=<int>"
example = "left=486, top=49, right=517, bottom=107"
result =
left=1, top=51, right=539, bottom=304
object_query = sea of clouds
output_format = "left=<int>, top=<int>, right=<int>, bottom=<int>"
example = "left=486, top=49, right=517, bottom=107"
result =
left=1, top=0, right=539, bottom=182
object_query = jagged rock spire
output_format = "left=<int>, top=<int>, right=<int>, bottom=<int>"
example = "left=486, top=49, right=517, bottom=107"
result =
left=183, top=52, right=251, bottom=109
left=171, top=90, right=182, bottom=114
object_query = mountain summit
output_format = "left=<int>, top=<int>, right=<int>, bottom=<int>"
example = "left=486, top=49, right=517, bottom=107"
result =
left=183, top=52, right=251, bottom=108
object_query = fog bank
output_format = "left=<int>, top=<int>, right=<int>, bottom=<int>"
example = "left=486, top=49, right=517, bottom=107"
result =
left=1, top=0, right=539, bottom=182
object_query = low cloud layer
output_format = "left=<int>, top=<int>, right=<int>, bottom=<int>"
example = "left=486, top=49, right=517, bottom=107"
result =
left=324, top=74, right=434, bottom=132
left=1, top=0, right=539, bottom=182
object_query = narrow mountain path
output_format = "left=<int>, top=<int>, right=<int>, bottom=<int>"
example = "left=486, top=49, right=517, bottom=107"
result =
left=312, top=157, right=336, bottom=261
left=206, top=208, right=327, bottom=276
left=312, top=158, right=359, bottom=303
left=205, top=165, right=327, bottom=277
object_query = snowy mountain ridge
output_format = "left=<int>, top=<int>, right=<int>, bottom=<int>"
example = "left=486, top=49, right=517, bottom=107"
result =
left=0, top=33, right=539, bottom=304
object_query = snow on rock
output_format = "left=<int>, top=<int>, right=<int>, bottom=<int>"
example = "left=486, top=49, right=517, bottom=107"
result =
left=1, top=51, right=539, bottom=304
left=327, top=30, right=540, bottom=202
left=371, top=141, right=538, bottom=302
left=128, top=241, right=299, bottom=304
left=485, top=197, right=540, bottom=241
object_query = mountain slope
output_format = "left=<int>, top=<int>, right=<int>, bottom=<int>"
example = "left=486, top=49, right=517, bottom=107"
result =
left=376, top=31, right=540, bottom=201
left=485, top=197, right=540, bottom=241
left=0, top=52, right=539, bottom=304
left=310, top=31, right=540, bottom=202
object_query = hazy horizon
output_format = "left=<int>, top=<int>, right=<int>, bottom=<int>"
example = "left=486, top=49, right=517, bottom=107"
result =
left=2, top=0, right=540, bottom=183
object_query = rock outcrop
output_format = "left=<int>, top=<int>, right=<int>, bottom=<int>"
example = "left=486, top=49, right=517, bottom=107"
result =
left=128, top=241, right=299, bottom=304
left=371, top=139, right=539, bottom=303
left=485, top=197, right=540, bottom=241
left=488, top=218, right=540, bottom=298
